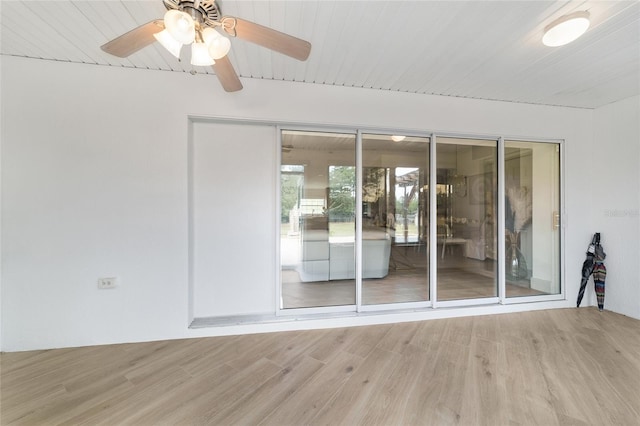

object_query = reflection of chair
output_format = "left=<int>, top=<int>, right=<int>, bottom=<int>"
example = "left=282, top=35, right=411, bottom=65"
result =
left=437, top=223, right=451, bottom=238
left=437, top=223, right=466, bottom=259
left=437, top=224, right=450, bottom=258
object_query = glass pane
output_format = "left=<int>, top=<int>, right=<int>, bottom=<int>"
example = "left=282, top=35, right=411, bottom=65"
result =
left=505, top=141, right=561, bottom=297
left=436, top=138, right=498, bottom=301
left=362, top=134, right=430, bottom=305
left=280, top=130, right=356, bottom=308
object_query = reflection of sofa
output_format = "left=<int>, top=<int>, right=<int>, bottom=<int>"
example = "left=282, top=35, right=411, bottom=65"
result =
left=297, top=231, right=391, bottom=282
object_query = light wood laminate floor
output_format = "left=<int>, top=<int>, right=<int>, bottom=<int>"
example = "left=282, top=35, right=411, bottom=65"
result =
left=2, top=308, right=639, bottom=425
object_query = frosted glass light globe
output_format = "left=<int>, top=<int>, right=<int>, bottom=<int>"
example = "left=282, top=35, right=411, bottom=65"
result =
left=154, top=29, right=182, bottom=58
left=191, top=42, right=215, bottom=66
left=202, top=27, right=231, bottom=59
left=164, top=9, right=195, bottom=45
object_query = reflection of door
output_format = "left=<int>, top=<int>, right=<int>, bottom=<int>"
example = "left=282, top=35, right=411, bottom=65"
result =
left=483, top=162, right=496, bottom=260
left=396, top=167, right=420, bottom=244
left=281, top=166, right=304, bottom=237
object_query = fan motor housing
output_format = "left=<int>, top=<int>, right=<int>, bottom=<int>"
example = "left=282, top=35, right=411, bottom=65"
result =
left=163, top=0, right=221, bottom=25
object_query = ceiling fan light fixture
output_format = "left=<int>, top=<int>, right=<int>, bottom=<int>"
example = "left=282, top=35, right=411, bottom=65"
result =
left=391, top=135, right=406, bottom=142
left=100, top=0, right=312, bottom=92
left=191, top=42, right=215, bottom=66
left=208, top=35, right=231, bottom=59
left=202, top=27, right=231, bottom=59
left=164, top=9, right=196, bottom=45
left=154, top=29, right=182, bottom=58
left=201, top=27, right=218, bottom=45
left=542, top=11, right=590, bottom=47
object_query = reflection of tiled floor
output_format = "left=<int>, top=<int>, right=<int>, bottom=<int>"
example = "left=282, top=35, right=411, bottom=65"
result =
left=282, top=248, right=544, bottom=309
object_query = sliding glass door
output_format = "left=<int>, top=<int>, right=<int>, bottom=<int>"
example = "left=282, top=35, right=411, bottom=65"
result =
left=436, top=139, right=498, bottom=301
left=504, top=141, right=561, bottom=298
left=361, top=134, right=430, bottom=305
left=279, top=129, right=562, bottom=312
left=280, top=130, right=356, bottom=309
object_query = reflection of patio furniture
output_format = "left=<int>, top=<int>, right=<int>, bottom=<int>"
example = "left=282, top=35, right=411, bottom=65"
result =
left=298, top=216, right=330, bottom=281
left=465, top=238, right=486, bottom=260
left=437, top=224, right=466, bottom=258
left=439, top=237, right=467, bottom=259
left=297, top=231, right=391, bottom=282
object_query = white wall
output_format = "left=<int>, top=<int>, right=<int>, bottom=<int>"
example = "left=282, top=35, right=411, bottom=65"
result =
left=591, top=95, right=640, bottom=319
left=2, top=58, right=192, bottom=351
left=0, top=56, right=603, bottom=351
left=191, top=122, right=276, bottom=318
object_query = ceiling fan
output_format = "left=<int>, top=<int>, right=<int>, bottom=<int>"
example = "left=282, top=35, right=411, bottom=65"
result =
left=101, top=0, right=311, bottom=92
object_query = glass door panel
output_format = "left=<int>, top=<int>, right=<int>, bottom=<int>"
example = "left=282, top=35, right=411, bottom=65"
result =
left=280, top=130, right=356, bottom=309
left=436, top=138, right=498, bottom=301
left=505, top=141, right=561, bottom=297
left=361, top=134, right=430, bottom=305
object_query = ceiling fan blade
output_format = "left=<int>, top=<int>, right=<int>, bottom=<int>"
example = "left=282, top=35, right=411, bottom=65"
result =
left=222, top=17, right=311, bottom=61
left=101, top=20, right=164, bottom=58
left=212, top=56, right=243, bottom=92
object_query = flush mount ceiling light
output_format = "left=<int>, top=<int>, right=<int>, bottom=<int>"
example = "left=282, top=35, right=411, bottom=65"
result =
left=100, top=0, right=311, bottom=92
left=391, top=135, right=406, bottom=142
left=543, top=11, right=590, bottom=47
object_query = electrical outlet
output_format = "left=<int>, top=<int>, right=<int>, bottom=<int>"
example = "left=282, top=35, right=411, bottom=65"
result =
left=97, top=277, right=118, bottom=289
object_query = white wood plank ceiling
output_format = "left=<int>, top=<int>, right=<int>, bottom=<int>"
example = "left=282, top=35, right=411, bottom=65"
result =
left=1, top=0, right=638, bottom=109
